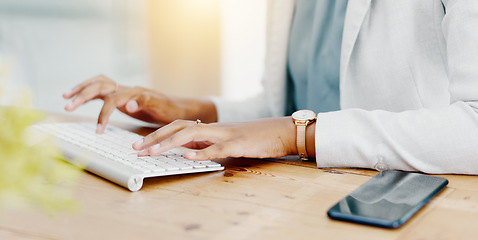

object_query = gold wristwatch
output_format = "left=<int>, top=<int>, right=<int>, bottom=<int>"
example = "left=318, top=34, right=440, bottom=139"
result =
left=292, top=110, right=316, bottom=160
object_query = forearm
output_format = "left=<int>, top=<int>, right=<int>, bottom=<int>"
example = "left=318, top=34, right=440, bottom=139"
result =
left=194, top=98, right=218, bottom=123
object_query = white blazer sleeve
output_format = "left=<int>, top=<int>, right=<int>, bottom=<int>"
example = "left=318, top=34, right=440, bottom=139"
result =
left=315, top=0, right=478, bottom=174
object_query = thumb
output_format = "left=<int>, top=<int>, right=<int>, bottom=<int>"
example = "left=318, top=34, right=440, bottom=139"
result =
left=129, top=93, right=153, bottom=113
left=184, top=144, right=230, bottom=161
left=125, top=99, right=139, bottom=113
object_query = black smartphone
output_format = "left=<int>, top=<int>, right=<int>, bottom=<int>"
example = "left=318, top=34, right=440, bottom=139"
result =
left=327, top=170, right=448, bottom=228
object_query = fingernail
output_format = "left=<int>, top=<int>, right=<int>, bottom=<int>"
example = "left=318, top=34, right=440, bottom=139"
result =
left=185, top=152, right=196, bottom=159
left=65, top=102, right=74, bottom=110
left=96, top=124, right=103, bottom=134
left=148, top=144, right=161, bottom=154
left=63, top=90, right=72, bottom=98
left=133, top=139, right=143, bottom=149
left=73, top=97, right=84, bottom=105
left=126, top=100, right=139, bottom=113
left=138, top=150, right=149, bottom=156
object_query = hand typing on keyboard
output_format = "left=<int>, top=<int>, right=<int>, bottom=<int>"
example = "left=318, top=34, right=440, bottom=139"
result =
left=62, top=76, right=309, bottom=165
left=33, top=122, right=224, bottom=191
left=62, top=75, right=217, bottom=134
left=132, top=117, right=300, bottom=162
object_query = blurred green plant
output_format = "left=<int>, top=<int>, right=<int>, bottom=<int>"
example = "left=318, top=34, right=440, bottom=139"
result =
left=0, top=58, right=80, bottom=214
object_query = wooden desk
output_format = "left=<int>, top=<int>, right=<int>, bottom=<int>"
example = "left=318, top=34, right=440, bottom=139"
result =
left=1, top=117, right=477, bottom=240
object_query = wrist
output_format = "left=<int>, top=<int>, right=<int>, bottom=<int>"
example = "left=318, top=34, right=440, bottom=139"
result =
left=284, top=116, right=299, bottom=155
left=197, top=98, right=218, bottom=123
left=291, top=110, right=317, bottom=160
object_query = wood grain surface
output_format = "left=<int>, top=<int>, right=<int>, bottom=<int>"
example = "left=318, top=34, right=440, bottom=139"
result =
left=1, top=118, right=477, bottom=240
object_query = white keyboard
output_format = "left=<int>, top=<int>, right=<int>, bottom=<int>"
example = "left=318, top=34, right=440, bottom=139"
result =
left=31, top=122, right=224, bottom=191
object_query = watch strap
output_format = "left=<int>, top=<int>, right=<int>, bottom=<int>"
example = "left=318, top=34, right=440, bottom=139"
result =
left=296, top=124, right=308, bottom=160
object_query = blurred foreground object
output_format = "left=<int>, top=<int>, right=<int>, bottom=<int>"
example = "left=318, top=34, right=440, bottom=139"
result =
left=0, top=58, right=79, bottom=214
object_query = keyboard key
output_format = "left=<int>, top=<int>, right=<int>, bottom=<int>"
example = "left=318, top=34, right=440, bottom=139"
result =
left=200, top=161, right=222, bottom=168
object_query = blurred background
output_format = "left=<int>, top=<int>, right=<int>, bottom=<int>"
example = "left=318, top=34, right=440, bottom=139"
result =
left=0, top=0, right=265, bottom=123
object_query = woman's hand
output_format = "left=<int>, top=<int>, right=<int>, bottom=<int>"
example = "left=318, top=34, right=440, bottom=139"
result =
left=132, top=117, right=302, bottom=161
left=63, top=75, right=217, bottom=133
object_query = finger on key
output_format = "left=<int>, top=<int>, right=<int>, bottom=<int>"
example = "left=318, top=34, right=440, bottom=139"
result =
left=96, top=92, right=133, bottom=133
left=147, top=123, right=222, bottom=156
left=65, top=83, right=103, bottom=112
left=133, top=120, right=193, bottom=151
left=62, top=76, right=102, bottom=99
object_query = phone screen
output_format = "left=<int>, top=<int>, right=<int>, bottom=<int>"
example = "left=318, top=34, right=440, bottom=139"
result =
left=327, top=170, right=448, bottom=228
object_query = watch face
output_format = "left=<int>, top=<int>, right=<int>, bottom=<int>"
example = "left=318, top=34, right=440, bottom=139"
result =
left=292, top=110, right=316, bottom=121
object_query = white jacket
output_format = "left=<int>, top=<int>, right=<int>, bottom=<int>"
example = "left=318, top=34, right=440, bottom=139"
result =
left=212, top=0, right=478, bottom=174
